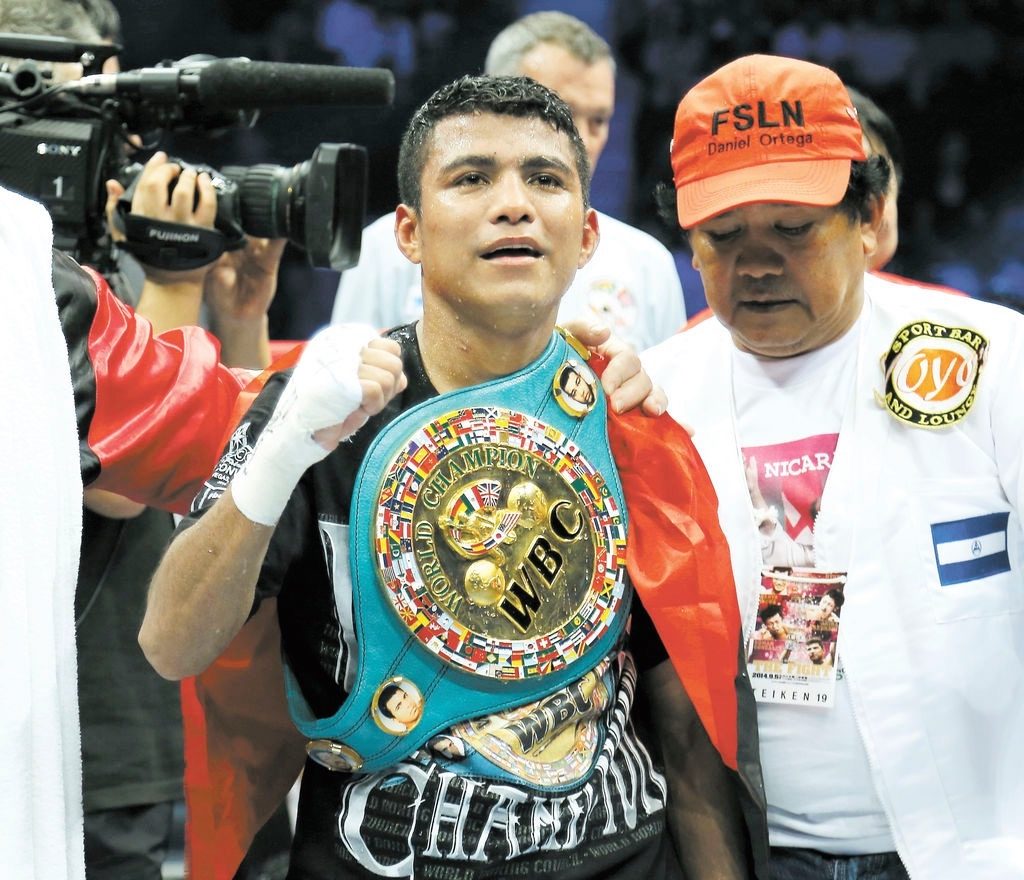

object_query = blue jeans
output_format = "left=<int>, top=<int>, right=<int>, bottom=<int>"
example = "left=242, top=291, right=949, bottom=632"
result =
left=770, top=847, right=910, bottom=880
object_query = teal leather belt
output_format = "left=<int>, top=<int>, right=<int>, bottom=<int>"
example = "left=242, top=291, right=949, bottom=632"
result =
left=285, top=331, right=631, bottom=774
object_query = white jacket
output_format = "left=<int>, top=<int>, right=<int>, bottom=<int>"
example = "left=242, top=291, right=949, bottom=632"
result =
left=0, top=188, right=85, bottom=879
left=643, top=273, right=1024, bottom=879
left=332, top=210, right=686, bottom=351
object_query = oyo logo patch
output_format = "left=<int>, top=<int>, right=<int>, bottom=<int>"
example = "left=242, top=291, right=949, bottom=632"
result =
left=878, top=320, right=987, bottom=428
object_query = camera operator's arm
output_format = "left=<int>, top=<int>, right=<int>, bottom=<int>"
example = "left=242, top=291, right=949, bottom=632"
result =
left=204, top=236, right=287, bottom=370
left=54, top=251, right=245, bottom=511
left=84, top=487, right=145, bottom=519
left=105, top=151, right=216, bottom=332
left=141, top=326, right=406, bottom=680
left=91, top=153, right=219, bottom=515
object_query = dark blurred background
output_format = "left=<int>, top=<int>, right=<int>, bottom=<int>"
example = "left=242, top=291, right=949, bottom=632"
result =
left=116, top=0, right=1024, bottom=339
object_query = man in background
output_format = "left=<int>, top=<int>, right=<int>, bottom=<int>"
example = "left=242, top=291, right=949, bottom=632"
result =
left=332, top=10, right=685, bottom=350
left=845, top=86, right=902, bottom=273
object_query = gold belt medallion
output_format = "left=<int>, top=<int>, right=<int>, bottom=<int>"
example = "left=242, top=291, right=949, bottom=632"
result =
left=373, top=407, right=627, bottom=680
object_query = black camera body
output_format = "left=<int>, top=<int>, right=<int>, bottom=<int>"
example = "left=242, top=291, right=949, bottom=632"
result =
left=0, top=93, right=121, bottom=262
left=0, top=36, right=394, bottom=272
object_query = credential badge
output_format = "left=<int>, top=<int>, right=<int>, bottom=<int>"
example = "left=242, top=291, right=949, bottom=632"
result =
left=877, top=320, right=987, bottom=428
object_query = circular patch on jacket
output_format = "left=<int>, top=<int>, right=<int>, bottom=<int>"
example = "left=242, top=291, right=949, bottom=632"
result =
left=878, top=320, right=988, bottom=428
left=374, top=407, right=627, bottom=680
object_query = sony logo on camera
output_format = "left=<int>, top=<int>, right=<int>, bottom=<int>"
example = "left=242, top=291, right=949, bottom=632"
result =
left=36, top=142, right=83, bottom=157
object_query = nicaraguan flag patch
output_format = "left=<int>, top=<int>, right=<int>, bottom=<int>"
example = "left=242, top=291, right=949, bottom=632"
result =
left=931, top=512, right=1010, bottom=586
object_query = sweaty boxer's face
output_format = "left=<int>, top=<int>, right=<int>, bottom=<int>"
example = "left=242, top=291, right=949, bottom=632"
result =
left=689, top=201, right=881, bottom=358
left=396, top=111, right=598, bottom=338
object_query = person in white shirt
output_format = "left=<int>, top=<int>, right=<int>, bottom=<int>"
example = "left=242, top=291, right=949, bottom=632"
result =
left=643, top=53, right=1024, bottom=880
left=332, top=11, right=685, bottom=350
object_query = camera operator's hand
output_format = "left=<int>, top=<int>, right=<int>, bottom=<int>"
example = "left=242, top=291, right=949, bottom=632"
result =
left=204, top=236, right=288, bottom=369
left=103, top=152, right=219, bottom=334
left=105, top=151, right=218, bottom=287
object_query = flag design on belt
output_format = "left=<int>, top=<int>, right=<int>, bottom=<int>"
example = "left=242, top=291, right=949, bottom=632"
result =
left=453, top=479, right=502, bottom=512
left=443, top=480, right=521, bottom=555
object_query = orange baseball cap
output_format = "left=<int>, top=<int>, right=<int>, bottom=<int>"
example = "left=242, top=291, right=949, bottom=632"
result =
left=671, top=54, right=866, bottom=228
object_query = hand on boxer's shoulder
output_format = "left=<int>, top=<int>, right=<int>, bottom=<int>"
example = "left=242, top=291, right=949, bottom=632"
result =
left=559, top=318, right=665, bottom=416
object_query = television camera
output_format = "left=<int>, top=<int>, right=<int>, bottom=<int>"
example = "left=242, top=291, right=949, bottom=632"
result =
left=0, top=33, right=394, bottom=272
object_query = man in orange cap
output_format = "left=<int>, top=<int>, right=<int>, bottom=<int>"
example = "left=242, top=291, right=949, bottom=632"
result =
left=644, top=54, right=1024, bottom=880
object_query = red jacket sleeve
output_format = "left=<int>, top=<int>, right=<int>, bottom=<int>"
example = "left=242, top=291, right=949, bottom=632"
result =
left=54, top=249, right=245, bottom=513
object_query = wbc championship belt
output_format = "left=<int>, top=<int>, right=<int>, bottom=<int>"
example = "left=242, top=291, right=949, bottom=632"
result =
left=285, top=331, right=631, bottom=774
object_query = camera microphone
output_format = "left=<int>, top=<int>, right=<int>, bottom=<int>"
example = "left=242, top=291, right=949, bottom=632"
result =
left=195, top=60, right=395, bottom=109
left=68, top=59, right=395, bottom=110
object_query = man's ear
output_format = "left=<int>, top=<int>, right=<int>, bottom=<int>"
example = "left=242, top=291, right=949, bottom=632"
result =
left=860, top=193, right=885, bottom=260
left=688, top=231, right=702, bottom=271
left=395, top=204, right=422, bottom=265
left=577, top=208, right=600, bottom=269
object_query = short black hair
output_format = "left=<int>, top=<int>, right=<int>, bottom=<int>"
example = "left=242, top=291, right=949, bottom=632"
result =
left=397, top=74, right=590, bottom=212
left=845, top=86, right=903, bottom=185
left=806, top=637, right=824, bottom=649
left=760, top=604, right=784, bottom=622
left=377, top=682, right=403, bottom=716
left=77, top=0, right=122, bottom=43
left=836, top=155, right=891, bottom=223
left=654, top=156, right=890, bottom=232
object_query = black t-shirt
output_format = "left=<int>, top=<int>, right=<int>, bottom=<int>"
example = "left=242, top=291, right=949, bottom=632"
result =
left=75, top=260, right=184, bottom=813
left=76, top=507, right=184, bottom=812
left=185, top=325, right=677, bottom=880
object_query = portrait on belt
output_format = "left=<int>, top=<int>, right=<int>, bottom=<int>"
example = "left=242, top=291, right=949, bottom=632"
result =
left=372, top=678, right=425, bottom=734
left=552, top=359, right=598, bottom=415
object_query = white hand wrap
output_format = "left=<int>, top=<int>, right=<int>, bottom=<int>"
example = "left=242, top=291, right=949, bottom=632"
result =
left=231, top=323, right=379, bottom=525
